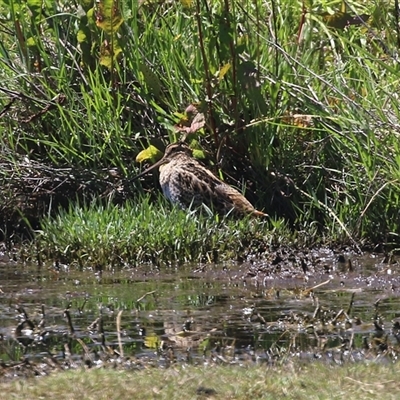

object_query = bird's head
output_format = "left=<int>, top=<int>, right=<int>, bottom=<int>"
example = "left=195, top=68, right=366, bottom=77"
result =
left=132, top=142, right=192, bottom=180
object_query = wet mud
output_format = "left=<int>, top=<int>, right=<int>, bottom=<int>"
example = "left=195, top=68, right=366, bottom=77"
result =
left=1, top=247, right=400, bottom=381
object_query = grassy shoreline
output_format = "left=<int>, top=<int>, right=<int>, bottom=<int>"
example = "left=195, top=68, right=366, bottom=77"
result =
left=2, top=362, right=400, bottom=399
left=1, top=0, right=400, bottom=257
left=33, top=198, right=291, bottom=267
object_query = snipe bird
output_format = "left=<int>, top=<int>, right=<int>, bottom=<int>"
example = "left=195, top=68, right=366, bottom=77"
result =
left=134, top=142, right=268, bottom=217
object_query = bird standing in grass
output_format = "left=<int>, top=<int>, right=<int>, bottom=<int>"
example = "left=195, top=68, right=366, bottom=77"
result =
left=133, top=142, right=268, bottom=217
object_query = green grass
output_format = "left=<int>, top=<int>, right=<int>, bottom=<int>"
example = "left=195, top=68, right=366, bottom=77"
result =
left=34, top=198, right=291, bottom=267
left=1, top=0, right=400, bottom=253
left=2, top=362, right=400, bottom=399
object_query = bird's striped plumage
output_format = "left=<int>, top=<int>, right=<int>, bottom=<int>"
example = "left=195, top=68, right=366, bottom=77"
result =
left=134, top=142, right=267, bottom=217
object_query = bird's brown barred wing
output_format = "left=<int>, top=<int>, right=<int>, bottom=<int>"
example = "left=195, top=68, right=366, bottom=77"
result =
left=174, top=160, right=267, bottom=217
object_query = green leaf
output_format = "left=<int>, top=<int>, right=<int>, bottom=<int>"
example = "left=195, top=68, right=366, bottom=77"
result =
left=139, top=62, right=162, bottom=97
left=218, top=63, right=231, bottom=81
left=321, top=11, right=370, bottom=30
left=136, top=145, right=163, bottom=163
left=144, top=332, right=160, bottom=349
left=180, top=0, right=193, bottom=7
left=27, top=0, right=42, bottom=23
left=79, top=0, right=94, bottom=12
left=77, top=29, right=89, bottom=43
left=1, top=0, right=23, bottom=16
left=192, top=149, right=206, bottom=159
left=95, top=0, right=124, bottom=35
left=99, top=37, right=122, bottom=68
left=26, top=36, right=37, bottom=48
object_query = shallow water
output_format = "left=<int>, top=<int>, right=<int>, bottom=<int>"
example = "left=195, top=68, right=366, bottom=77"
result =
left=1, top=249, right=400, bottom=375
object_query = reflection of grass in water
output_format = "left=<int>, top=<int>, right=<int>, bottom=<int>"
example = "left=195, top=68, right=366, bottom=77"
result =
left=37, top=198, right=290, bottom=267
left=3, top=255, right=400, bottom=382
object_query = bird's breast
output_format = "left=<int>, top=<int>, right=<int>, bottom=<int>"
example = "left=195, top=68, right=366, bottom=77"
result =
left=159, top=164, right=182, bottom=205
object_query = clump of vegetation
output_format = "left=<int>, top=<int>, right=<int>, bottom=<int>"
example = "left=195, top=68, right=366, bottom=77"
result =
left=1, top=0, right=400, bottom=261
left=4, top=363, right=400, bottom=400
left=35, top=198, right=290, bottom=266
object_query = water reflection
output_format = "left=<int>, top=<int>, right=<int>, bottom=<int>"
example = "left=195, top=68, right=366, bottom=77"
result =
left=1, top=249, right=400, bottom=376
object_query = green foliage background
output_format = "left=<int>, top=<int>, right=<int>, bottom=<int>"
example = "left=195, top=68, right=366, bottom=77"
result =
left=1, top=0, right=400, bottom=263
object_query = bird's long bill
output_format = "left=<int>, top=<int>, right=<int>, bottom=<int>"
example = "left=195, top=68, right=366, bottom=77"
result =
left=131, top=158, right=167, bottom=180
